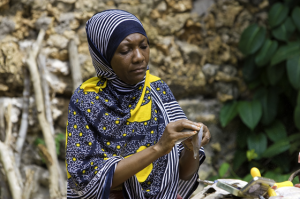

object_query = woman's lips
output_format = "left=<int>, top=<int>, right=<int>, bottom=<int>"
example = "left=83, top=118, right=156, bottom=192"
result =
left=131, top=67, right=146, bottom=73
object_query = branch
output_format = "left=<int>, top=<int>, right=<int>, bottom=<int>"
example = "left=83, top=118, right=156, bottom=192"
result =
left=25, top=29, right=64, bottom=198
left=37, top=54, right=55, bottom=136
left=4, top=102, right=12, bottom=145
left=22, top=169, right=35, bottom=199
left=68, top=39, right=82, bottom=91
left=0, top=142, right=23, bottom=199
left=15, top=67, right=31, bottom=167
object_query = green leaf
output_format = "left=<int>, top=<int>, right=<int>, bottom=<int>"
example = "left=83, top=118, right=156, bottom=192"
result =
left=255, top=39, right=278, bottom=67
left=286, top=55, right=300, bottom=90
left=236, top=125, right=250, bottom=148
left=264, top=171, right=291, bottom=183
left=267, top=63, right=285, bottom=85
left=292, top=7, right=300, bottom=32
left=262, top=139, right=290, bottom=158
left=219, top=162, right=230, bottom=177
left=247, top=149, right=258, bottom=161
left=271, top=42, right=300, bottom=66
left=243, top=174, right=253, bottom=182
left=242, top=56, right=261, bottom=82
left=265, top=121, right=287, bottom=142
left=260, top=88, right=279, bottom=125
left=289, top=133, right=300, bottom=153
left=220, top=101, right=239, bottom=127
left=238, top=100, right=262, bottom=130
left=233, top=150, right=247, bottom=170
left=294, top=105, right=300, bottom=131
left=239, top=24, right=266, bottom=55
left=55, top=133, right=65, bottom=155
left=268, top=3, right=289, bottom=28
left=247, top=133, right=267, bottom=156
left=297, top=91, right=300, bottom=105
left=272, top=17, right=295, bottom=42
left=34, top=138, right=46, bottom=146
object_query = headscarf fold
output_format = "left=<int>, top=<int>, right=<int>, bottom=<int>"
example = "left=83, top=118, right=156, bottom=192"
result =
left=66, top=9, right=205, bottom=199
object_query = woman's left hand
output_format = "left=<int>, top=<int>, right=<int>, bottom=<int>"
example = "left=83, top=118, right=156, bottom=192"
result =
left=182, top=123, right=211, bottom=150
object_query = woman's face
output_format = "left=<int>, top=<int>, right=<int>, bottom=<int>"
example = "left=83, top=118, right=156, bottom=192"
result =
left=111, top=33, right=150, bottom=85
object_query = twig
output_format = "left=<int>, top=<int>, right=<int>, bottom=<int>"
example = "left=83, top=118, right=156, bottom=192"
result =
left=15, top=66, right=31, bottom=167
left=25, top=29, right=64, bottom=198
left=0, top=102, right=5, bottom=142
left=4, top=102, right=12, bottom=145
left=68, top=39, right=82, bottom=91
left=22, top=169, right=35, bottom=199
left=37, top=54, right=55, bottom=136
left=0, top=141, right=23, bottom=199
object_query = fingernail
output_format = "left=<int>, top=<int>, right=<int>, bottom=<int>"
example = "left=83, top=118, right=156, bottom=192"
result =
left=192, top=125, right=200, bottom=130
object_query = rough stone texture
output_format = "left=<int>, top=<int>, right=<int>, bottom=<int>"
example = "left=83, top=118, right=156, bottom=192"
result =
left=0, top=0, right=270, bottom=197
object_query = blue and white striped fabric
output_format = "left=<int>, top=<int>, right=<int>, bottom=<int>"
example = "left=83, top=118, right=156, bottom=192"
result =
left=66, top=9, right=205, bottom=199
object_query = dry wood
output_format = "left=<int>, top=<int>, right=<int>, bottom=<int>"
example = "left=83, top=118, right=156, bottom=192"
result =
left=0, top=103, right=23, bottom=199
left=68, top=39, right=82, bottom=91
left=4, top=102, right=12, bottom=145
left=22, top=169, right=35, bottom=199
left=37, top=54, right=55, bottom=136
left=25, top=29, right=65, bottom=198
left=15, top=67, right=31, bottom=167
left=0, top=142, right=23, bottom=199
left=37, top=143, right=53, bottom=165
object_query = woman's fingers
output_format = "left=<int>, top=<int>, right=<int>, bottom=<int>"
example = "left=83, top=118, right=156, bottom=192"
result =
left=200, top=125, right=211, bottom=146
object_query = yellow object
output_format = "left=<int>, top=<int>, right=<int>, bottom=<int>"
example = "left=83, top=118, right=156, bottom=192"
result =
left=250, top=167, right=261, bottom=178
left=274, top=181, right=293, bottom=189
left=267, top=188, right=277, bottom=196
left=124, top=146, right=153, bottom=182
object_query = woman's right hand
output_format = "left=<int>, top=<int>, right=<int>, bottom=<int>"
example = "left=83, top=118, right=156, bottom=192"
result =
left=154, top=119, right=201, bottom=155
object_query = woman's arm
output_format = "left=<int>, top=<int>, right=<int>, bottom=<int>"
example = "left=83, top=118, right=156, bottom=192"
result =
left=179, top=124, right=210, bottom=181
left=111, top=119, right=201, bottom=189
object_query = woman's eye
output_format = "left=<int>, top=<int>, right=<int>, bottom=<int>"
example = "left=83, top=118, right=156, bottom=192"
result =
left=140, top=45, right=148, bottom=49
left=120, top=50, right=130, bottom=55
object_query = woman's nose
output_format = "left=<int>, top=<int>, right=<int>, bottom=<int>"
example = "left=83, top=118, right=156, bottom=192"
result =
left=132, top=48, right=144, bottom=63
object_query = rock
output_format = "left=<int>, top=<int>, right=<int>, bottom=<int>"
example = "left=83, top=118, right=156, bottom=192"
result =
left=57, top=0, right=76, bottom=3
left=74, top=0, right=107, bottom=13
left=46, top=58, right=69, bottom=75
left=175, top=40, right=204, bottom=64
left=35, top=14, right=53, bottom=30
left=0, top=0, right=9, bottom=8
left=166, top=0, right=192, bottom=13
left=202, top=63, right=219, bottom=78
left=156, top=13, right=190, bottom=35
left=0, top=17, right=15, bottom=40
left=156, top=1, right=167, bottom=12
left=0, top=83, right=9, bottom=91
left=46, top=34, right=69, bottom=49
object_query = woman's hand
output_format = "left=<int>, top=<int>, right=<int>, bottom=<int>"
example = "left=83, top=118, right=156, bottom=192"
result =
left=154, top=119, right=201, bottom=155
left=182, top=123, right=211, bottom=151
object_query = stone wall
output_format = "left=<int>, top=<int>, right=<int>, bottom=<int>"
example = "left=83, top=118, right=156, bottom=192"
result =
left=0, top=0, right=269, bottom=198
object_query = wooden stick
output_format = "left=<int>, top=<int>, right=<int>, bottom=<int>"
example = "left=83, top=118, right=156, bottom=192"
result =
left=15, top=67, right=31, bottom=167
left=37, top=54, right=55, bottom=136
left=0, top=142, right=23, bottom=199
left=4, top=102, right=12, bottom=145
left=68, top=39, right=82, bottom=91
left=22, top=169, right=35, bottom=199
left=25, top=29, right=64, bottom=198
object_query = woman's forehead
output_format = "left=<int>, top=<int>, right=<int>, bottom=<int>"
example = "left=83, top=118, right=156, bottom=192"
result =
left=119, top=33, right=147, bottom=44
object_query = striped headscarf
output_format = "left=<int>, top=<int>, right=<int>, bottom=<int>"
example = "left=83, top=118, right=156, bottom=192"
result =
left=65, top=9, right=205, bottom=199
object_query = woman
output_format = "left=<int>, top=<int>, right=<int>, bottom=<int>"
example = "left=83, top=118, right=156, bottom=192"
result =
left=65, top=9, right=210, bottom=199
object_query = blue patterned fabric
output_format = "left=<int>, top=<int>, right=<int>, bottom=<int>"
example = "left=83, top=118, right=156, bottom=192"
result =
left=65, top=9, right=205, bottom=199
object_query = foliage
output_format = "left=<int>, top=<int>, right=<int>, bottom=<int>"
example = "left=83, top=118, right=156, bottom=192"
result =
left=220, top=0, right=300, bottom=181
left=34, top=133, right=65, bottom=156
